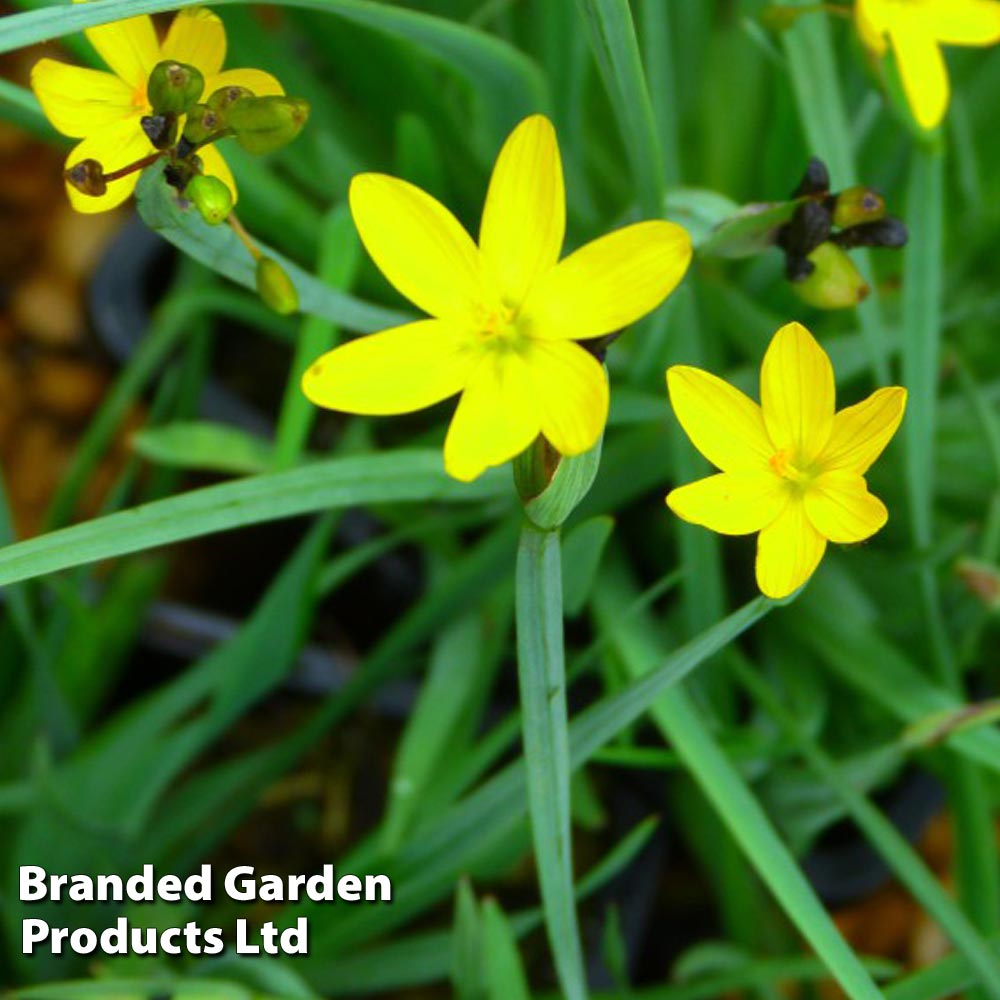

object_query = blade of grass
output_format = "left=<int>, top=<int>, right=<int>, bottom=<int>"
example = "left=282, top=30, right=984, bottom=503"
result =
left=0, top=452, right=508, bottom=588
left=516, top=523, right=587, bottom=1000
left=273, top=207, right=361, bottom=470
left=0, top=0, right=547, bottom=142
left=732, top=654, right=1000, bottom=998
left=592, top=554, right=886, bottom=1000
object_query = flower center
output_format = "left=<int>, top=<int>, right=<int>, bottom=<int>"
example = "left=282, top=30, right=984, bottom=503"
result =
left=769, top=449, right=817, bottom=490
left=133, top=83, right=150, bottom=112
left=473, top=301, right=525, bottom=352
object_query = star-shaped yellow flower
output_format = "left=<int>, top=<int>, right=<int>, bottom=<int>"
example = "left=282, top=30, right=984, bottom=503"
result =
left=666, top=322, right=906, bottom=599
left=856, top=0, right=1000, bottom=129
left=302, top=114, right=692, bottom=483
left=31, top=4, right=283, bottom=213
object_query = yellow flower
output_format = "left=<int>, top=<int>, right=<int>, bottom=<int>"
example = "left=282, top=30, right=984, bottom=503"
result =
left=31, top=4, right=283, bottom=213
left=666, top=322, right=906, bottom=599
left=856, top=0, right=1000, bottom=129
left=302, top=114, right=692, bottom=483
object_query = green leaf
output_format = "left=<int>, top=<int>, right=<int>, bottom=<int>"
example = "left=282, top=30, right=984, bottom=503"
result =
left=515, top=523, right=587, bottom=1000
left=482, top=899, right=532, bottom=1000
left=562, top=515, right=614, bottom=616
left=0, top=451, right=508, bottom=588
left=132, top=421, right=274, bottom=475
left=136, top=162, right=408, bottom=333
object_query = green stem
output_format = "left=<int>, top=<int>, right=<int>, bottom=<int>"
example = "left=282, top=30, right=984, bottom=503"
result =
left=515, top=522, right=588, bottom=1000
left=272, top=206, right=360, bottom=470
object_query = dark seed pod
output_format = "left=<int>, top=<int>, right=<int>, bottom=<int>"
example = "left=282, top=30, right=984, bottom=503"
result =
left=140, top=113, right=178, bottom=150
left=778, top=199, right=832, bottom=259
left=65, top=158, right=107, bottom=197
left=785, top=253, right=816, bottom=283
left=792, top=157, right=831, bottom=198
left=832, top=216, right=909, bottom=250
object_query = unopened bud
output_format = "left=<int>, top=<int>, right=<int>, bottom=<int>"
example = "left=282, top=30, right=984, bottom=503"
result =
left=256, top=257, right=299, bottom=315
left=832, top=185, right=886, bottom=229
left=182, top=104, right=224, bottom=146
left=148, top=60, right=204, bottom=115
left=65, top=158, right=107, bottom=197
left=791, top=242, right=870, bottom=310
left=207, top=85, right=253, bottom=113
left=228, top=96, right=310, bottom=155
left=186, top=174, right=232, bottom=225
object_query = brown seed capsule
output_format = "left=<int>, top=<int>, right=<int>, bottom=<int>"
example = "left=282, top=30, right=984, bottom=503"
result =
left=65, top=159, right=107, bottom=197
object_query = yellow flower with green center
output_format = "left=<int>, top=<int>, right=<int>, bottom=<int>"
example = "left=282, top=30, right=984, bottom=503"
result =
left=31, top=4, right=283, bottom=213
left=856, top=0, right=1000, bottom=129
left=666, top=321, right=906, bottom=599
left=302, top=114, right=692, bottom=483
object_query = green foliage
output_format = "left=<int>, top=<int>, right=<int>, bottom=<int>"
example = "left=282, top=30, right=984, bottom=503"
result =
left=2, top=1, right=1000, bottom=998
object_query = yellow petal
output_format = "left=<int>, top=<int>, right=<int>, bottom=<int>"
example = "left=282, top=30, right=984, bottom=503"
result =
left=204, top=68, right=284, bottom=99
left=444, top=354, right=540, bottom=482
left=84, top=12, right=160, bottom=89
left=64, top=115, right=152, bottom=213
left=666, top=366, right=773, bottom=473
left=920, top=0, right=1000, bottom=45
left=760, top=321, right=835, bottom=464
left=889, top=17, right=949, bottom=129
left=804, top=470, right=888, bottom=544
left=301, top=319, right=476, bottom=415
left=162, top=7, right=226, bottom=77
left=755, top=500, right=827, bottom=600
left=526, top=340, right=607, bottom=457
left=856, top=0, right=890, bottom=54
left=520, top=221, right=692, bottom=341
left=667, top=472, right=789, bottom=536
left=31, top=59, right=134, bottom=138
left=197, top=143, right=238, bottom=203
left=818, top=386, right=907, bottom=474
left=349, top=172, right=485, bottom=321
left=479, top=114, right=564, bottom=305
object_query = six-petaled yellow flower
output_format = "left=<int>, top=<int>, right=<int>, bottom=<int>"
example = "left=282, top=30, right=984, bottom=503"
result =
left=31, top=4, right=283, bottom=212
left=666, top=322, right=906, bottom=599
left=302, top=114, right=692, bottom=483
left=856, top=0, right=1000, bottom=129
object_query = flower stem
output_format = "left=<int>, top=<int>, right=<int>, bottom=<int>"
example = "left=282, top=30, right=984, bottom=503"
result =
left=515, top=521, right=588, bottom=1000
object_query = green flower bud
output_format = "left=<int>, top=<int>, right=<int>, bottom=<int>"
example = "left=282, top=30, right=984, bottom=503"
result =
left=147, top=60, right=204, bottom=115
left=514, top=431, right=603, bottom=529
left=832, top=185, right=886, bottom=229
left=227, top=96, right=310, bottom=155
left=182, top=104, right=225, bottom=146
left=256, top=257, right=299, bottom=315
left=207, top=85, right=253, bottom=113
left=65, top=158, right=107, bottom=197
left=792, top=242, right=870, bottom=311
left=186, top=174, right=233, bottom=225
